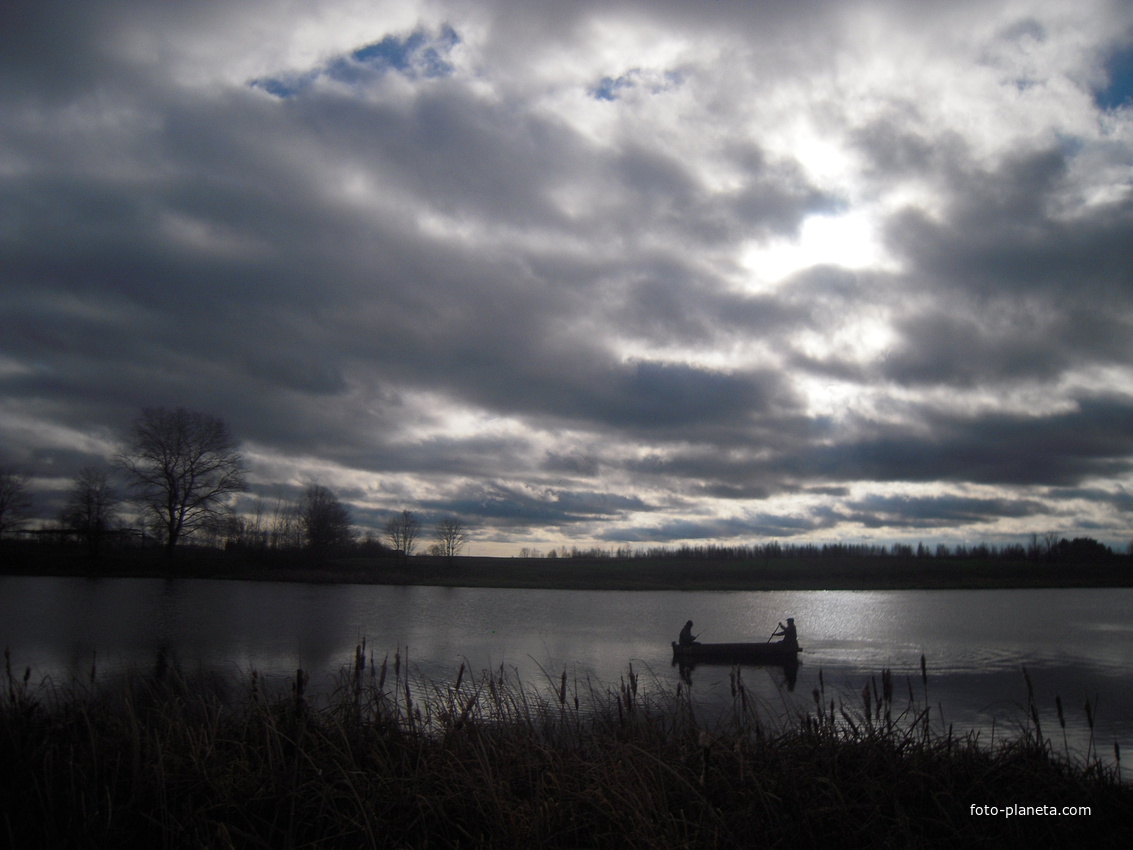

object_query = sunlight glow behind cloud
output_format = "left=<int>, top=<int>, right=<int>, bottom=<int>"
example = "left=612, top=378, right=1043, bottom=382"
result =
left=740, top=210, right=898, bottom=286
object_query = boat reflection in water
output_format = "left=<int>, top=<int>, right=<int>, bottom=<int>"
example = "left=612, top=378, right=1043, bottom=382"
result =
left=671, top=640, right=801, bottom=690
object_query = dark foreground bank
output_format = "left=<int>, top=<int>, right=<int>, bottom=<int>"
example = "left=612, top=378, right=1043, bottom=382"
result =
left=4, top=542, right=1133, bottom=590
left=2, top=648, right=1131, bottom=849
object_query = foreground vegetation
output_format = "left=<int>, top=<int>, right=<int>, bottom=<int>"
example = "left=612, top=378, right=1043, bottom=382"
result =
left=2, top=647, right=1131, bottom=848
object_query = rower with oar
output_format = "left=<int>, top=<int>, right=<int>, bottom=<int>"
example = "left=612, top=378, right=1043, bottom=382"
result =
left=678, top=619, right=700, bottom=646
left=770, top=617, right=798, bottom=650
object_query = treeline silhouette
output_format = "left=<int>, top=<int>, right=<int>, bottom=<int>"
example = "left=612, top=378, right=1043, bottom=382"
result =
left=522, top=536, right=1124, bottom=564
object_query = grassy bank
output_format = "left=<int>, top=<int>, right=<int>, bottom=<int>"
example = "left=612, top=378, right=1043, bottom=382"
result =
left=2, top=648, right=1131, bottom=848
left=4, top=543, right=1133, bottom=590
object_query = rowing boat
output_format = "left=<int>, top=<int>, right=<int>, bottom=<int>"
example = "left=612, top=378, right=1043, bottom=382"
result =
left=670, top=641, right=801, bottom=665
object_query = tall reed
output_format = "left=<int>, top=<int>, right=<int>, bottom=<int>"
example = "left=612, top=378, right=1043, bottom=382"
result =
left=1, top=647, right=1130, bottom=848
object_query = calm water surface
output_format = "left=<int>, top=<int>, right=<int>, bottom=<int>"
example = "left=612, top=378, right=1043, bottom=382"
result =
left=2, top=577, right=1130, bottom=772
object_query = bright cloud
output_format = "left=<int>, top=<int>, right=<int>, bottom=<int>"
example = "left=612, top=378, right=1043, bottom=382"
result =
left=741, top=209, right=898, bottom=286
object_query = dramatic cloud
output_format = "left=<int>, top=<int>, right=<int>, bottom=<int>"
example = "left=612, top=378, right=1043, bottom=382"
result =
left=2, top=0, right=1132, bottom=553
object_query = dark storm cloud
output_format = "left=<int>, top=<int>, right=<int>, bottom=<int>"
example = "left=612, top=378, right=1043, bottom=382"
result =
left=611, top=392, right=1133, bottom=503
left=882, top=299, right=1133, bottom=389
left=416, top=482, right=650, bottom=528
left=802, top=396, right=1133, bottom=487
left=884, top=147, right=1133, bottom=299
left=1049, top=486, right=1133, bottom=514
left=289, top=89, right=583, bottom=231
left=2, top=0, right=1133, bottom=550
left=603, top=141, right=837, bottom=246
left=849, top=127, right=1133, bottom=393
left=0, top=1, right=127, bottom=102
left=882, top=305, right=1069, bottom=387
left=577, top=361, right=787, bottom=431
left=842, top=493, right=1047, bottom=529
left=378, top=336, right=795, bottom=438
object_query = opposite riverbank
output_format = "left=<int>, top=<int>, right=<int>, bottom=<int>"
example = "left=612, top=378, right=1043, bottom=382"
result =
left=4, top=543, right=1132, bottom=590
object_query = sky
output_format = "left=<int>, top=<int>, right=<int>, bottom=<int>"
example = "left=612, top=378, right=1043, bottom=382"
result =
left=2, top=0, right=1133, bottom=555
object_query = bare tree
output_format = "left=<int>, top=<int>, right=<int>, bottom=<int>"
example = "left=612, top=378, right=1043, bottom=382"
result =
left=385, top=509, right=420, bottom=561
left=0, top=466, right=32, bottom=538
left=1043, top=531, right=1061, bottom=560
left=62, top=466, right=120, bottom=557
left=231, top=496, right=269, bottom=549
left=432, top=516, right=467, bottom=564
left=119, top=407, right=247, bottom=553
left=268, top=492, right=302, bottom=550
left=298, top=483, right=354, bottom=552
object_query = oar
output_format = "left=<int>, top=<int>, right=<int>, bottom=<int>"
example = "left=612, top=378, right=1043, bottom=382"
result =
left=765, top=625, right=781, bottom=643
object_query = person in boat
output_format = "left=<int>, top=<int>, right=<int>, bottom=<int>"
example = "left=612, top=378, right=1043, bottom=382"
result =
left=772, top=617, right=798, bottom=649
left=678, top=620, right=696, bottom=646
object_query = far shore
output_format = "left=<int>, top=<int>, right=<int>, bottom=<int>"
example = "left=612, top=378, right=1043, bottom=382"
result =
left=4, top=545, right=1132, bottom=591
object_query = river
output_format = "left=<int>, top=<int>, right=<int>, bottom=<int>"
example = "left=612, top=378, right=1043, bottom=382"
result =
left=2, top=576, right=1130, bottom=774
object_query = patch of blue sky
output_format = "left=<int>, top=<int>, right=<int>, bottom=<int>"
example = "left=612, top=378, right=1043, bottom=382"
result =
left=251, top=25, right=460, bottom=98
left=1095, top=44, right=1133, bottom=110
left=588, top=68, right=684, bottom=102
left=590, top=73, right=636, bottom=101
left=348, top=24, right=460, bottom=79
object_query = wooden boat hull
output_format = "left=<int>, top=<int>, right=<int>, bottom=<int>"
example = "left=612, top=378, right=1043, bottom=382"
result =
left=671, top=641, right=800, bottom=665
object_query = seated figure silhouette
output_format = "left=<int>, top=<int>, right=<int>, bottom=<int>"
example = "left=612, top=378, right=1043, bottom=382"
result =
left=772, top=617, right=798, bottom=649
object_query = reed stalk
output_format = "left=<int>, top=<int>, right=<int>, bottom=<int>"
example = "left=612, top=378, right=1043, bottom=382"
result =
left=0, top=650, right=1129, bottom=848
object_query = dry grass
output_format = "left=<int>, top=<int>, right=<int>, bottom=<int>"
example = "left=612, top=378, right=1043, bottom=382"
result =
left=2, top=645, right=1131, bottom=848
